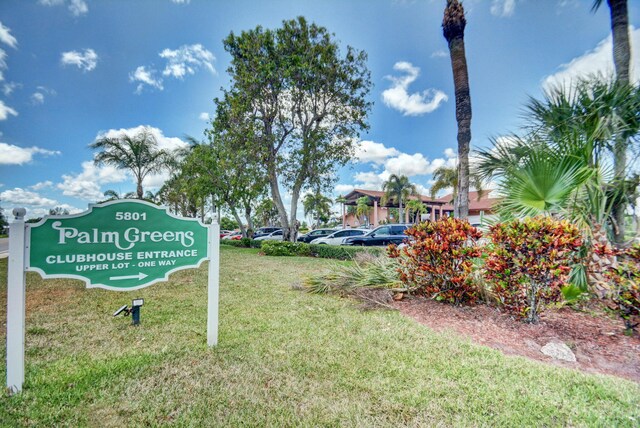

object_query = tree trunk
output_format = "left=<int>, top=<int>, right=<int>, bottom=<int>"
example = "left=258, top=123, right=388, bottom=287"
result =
left=245, top=205, right=254, bottom=237
left=444, top=0, right=472, bottom=220
left=229, top=204, right=246, bottom=238
left=608, top=0, right=630, bottom=84
left=287, top=187, right=301, bottom=242
left=136, top=181, right=144, bottom=199
left=398, top=199, right=403, bottom=224
left=607, top=0, right=631, bottom=244
left=266, top=156, right=290, bottom=236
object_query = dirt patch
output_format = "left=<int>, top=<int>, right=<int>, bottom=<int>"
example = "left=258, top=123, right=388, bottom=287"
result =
left=394, top=297, right=640, bottom=382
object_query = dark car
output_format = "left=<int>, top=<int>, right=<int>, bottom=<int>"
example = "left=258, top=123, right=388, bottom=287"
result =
left=342, top=224, right=412, bottom=246
left=253, top=227, right=281, bottom=239
left=297, top=228, right=337, bottom=243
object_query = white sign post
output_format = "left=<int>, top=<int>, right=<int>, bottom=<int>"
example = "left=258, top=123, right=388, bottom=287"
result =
left=6, top=208, right=27, bottom=393
left=6, top=202, right=220, bottom=394
left=207, top=217, right=220, bottom=346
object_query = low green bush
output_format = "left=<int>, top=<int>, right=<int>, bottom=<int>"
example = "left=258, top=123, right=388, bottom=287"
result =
left=256, top=241, right=384, bottom=259
left=309, top=244, right=384, bottom=260
left=220, top=239, right=262, bottom=248
left=262, top=240, right=311, bottom=256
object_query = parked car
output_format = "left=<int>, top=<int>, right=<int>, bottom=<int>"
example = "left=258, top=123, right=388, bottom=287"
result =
left=220, top=230, right=232, bottom=238
left=310, top=228, right=370, bottom=245
left=341, top=224, right=412, bottom=246
left=253, top=227, right=282, bottom=239
left=222, top=231, right=242, bottom=240
left=297, top=228, right=337, bottom=243
left=254, top=229, right=285, bottom=241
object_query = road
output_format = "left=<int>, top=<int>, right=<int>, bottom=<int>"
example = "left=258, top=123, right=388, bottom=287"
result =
left=0, top=237, right=8, bottom=258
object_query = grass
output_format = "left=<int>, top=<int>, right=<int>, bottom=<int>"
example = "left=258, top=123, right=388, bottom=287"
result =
left=0, top=246, right=639, bottom=426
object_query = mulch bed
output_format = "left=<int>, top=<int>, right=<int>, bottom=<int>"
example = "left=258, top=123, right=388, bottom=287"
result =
left=393, top=296, right=640, bottom=383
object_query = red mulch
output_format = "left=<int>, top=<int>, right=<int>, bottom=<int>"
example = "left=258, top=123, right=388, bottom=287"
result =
left=393, top=297, right=640, bottom=383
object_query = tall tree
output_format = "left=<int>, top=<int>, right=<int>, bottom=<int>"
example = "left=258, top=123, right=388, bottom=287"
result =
left=593, top=0, right=632, bottom=243
left=335, top=195, right=348, bottom=228
left=303, top=192, right=333, bottom=228
left=430, top=165, right=484, bottom=201
left=220, top=17, right=372, bottom=241
left=381, top=174, right=418, bottom=223
left=90, top=127, right=173, bottom=199
left=443, top=0, right=472, bottom=219
left=355, top=196, right=372, bottom=226
left=406, top=199, right=427, bottom=223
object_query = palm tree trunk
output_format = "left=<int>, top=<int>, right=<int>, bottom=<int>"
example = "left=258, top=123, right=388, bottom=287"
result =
left=398, top=199, right=403, bottom=224
left=444, top=0, right=472, bottom=220
left=136, top=181, right=144, bottom=199
left=607, top=0, right=631, bottom=243
left=608, top=0, right=630, bottom=84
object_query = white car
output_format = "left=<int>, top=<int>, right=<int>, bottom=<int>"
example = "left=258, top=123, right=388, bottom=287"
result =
left=254, top=230, right=284, bottom=241
left=310, top=228, right=370, bottom=245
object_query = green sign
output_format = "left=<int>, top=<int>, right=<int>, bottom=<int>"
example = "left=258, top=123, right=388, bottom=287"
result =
left=26, top=200, right=209, bottom=290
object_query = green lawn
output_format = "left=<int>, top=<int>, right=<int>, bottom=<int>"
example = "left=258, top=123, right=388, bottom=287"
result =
left=1, top=246, right=639, bottom=426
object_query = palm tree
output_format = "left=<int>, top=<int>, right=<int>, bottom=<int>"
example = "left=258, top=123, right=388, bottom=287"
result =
left=381, top=174, right=418, bottom=223
left=431, top=166, right=484, bottom=202
left=90, top=127, right=173, bottom=199
left=335, top=195, right=348, bottom=228
left=303, top=192, right=333, bottom=228
left=406, top=199, right=427, bottom=223
left=443, top=0, right=472, bottom=220
left=592, top=0, right=632, bottom=243
left=355, top=196, right=372, bottom=226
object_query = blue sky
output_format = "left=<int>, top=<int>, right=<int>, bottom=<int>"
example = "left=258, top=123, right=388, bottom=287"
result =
left=1, top=0, right=639, bottom=219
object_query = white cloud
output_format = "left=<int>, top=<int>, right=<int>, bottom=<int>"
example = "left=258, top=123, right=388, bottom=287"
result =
left=0, top=21, right=17, bottom=83
left=171, top=0, right=191, bottom=4
left=444, top=148, right=456, bottom=159
left=199, top=112, right=210, bottom=121
left=93, top=126, right=188, bottom=191
left=382, top=61, right=448, bottom=116
left=0, top=143, right=59, bottom=165
left=354, top=140, right=400, bottom=165
left=543, top=28, right=640, bottom=90
left=490, top=0, right=516, bottom=18
left=61, top=48, right=98, bottom=71
left=57, top=161, right=128, bottom=201
left=334, top=184, right=355, bottom=194
left=3, top=82, right=21, bottom=96
left=31, top=181, right=53, bottom=190
left=131, top=44, right=215, bottom=93
left=68, top=0, right=88, bottom=16
left=31, top=92, right=45, bottom=104
left=384, top=153, right=433, bottom=176
left=97, top=125, right=187, bottom=152
left=353, top=171, right=389, bottom=190
left=431, top=50, right=448, bottom=59
left=0, top=188, right=57, bottom=207
left=0, top=22, right=18, bottom=49
left=130, top=66, right=163, bottom=94
left=0, top=100, right=17, bottom=120
left=39, top=0, right=88, bottom=16
left=160, top=44, right=215, bottom=78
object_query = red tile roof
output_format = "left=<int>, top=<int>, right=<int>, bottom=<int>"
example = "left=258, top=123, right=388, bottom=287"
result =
left=437, top=190, right=500, bottom=212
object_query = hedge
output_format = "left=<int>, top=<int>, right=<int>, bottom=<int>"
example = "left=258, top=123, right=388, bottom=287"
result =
left=220, top=239, right=263, bottom=248
left=221, top=239, right=385, bottom=259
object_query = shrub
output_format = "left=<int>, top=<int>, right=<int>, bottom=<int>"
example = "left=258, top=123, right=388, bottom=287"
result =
left=389, top=217, right=482, bottom=305
left=261, top=241, right=311, bottom=257
left=484, top=216, right=583, bottom=323
left=303, top=255, right=401, bottom=295
left=220, top=238, right=262, bottom=248
left=309, top=244, right=384, bottom=260
left=606, top=245, right=640, bottom=335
